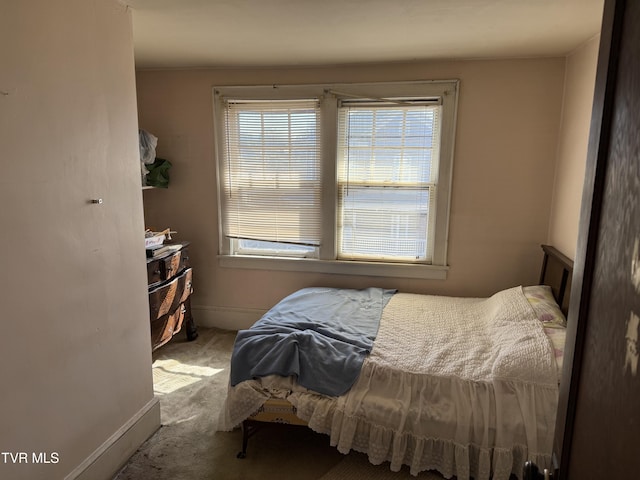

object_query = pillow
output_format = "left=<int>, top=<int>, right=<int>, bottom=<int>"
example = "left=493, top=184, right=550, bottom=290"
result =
left=523, top=285, right=567, bottom=327
left=544, top=325, right=567, bottom=382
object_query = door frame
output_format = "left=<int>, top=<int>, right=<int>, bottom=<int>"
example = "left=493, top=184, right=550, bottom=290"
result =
left=552, top=0, right=626, bottom=476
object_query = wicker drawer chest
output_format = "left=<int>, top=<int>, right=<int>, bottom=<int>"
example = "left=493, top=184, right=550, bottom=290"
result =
left=146, top=242, right=198, bottom=350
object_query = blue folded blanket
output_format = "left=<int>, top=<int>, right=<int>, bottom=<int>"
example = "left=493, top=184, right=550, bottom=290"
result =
left=230, top=287, right=396, bottom=396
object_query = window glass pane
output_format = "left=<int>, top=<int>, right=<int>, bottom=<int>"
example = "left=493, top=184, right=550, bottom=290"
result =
left=339, top=186, right=431, bottom=261
left=221, top=99, right=322, bottom=252
left=237, top=239, right=318, bottom=258
left=337, top=104, right=440, bottom=262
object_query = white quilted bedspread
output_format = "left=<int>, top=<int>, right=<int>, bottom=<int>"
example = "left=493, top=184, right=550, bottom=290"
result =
left=218, top=286, right=559, bottom=480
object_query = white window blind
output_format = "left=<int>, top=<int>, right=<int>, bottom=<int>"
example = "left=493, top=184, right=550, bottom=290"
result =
left=337, top=102, right=441, bottom=262
left=220, top=99, right=322, bottom=247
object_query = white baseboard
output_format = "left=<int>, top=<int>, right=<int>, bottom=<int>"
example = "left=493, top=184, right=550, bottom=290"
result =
left=65, top=397, right=161, bottom=480
left=192, top=304, right=267, bottom=330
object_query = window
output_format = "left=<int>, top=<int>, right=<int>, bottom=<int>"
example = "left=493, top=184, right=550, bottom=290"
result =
left=220, top=99, right=321, bottom=258
left=337, top=101, right=440, bottom=263
left=214, top=81, right=458, bottom=279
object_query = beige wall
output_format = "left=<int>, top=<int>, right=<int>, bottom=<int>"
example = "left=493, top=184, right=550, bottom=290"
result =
left=548, top=36, right=600, bottom=259
left=0, top=1, right=158, bottom=479
left=136, top=58, right=566, bottom=329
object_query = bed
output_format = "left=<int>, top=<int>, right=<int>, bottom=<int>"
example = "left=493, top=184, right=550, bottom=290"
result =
left=217, top=245, right=573, bottom=480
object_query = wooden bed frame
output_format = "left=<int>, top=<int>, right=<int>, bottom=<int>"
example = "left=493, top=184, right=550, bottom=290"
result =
left=539, top=244, right=574, bottom=316
left=235, top=244, right=575, bottom=459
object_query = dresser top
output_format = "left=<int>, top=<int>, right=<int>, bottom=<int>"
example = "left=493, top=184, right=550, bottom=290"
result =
left=146, top=241, right=190, bottom=263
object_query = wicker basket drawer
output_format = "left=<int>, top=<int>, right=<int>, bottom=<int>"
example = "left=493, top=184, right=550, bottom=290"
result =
left=147, top=246, right=191, bottom=287
left=151, top=302, right=187, bottom=350
left=149, top=268, right=193, bottom=321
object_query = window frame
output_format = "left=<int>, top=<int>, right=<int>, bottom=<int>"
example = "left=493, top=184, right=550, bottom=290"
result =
left=213, top=80, right=459, bottom=280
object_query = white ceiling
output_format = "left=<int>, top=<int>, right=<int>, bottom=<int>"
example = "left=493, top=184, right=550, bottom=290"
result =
left=125, top=0, right=604, bottom=69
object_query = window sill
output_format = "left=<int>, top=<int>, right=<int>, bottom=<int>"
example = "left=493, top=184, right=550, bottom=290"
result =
left=218, top=255, right=448, bottom=280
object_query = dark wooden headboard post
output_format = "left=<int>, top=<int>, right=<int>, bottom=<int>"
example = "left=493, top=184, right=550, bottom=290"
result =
left=539, top=245, right=575, bottom=316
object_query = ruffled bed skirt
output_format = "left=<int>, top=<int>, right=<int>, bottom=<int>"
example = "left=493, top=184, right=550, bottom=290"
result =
left=289, top=362, right=556, bottom=479
left=218, top=369, right=555, bottom=480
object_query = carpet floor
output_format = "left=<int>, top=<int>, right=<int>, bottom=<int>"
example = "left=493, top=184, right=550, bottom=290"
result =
left=319, top=453, right=448, bottom=480
left=114, top=327, right=448, bottom=480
